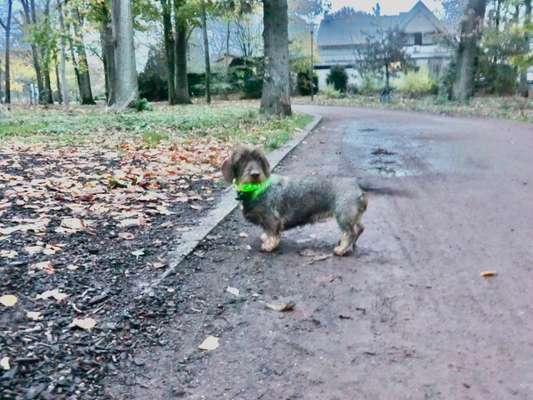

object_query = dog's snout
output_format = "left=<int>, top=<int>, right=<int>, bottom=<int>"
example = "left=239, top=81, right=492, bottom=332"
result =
left=250, top=171, right=261, bottom=180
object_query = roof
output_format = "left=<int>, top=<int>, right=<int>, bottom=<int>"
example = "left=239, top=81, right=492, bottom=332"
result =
left=317, top=1, right=446, bottom=47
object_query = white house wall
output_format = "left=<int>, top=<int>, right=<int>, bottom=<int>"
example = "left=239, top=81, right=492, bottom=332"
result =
left=403, top=13, right=438, bottom=33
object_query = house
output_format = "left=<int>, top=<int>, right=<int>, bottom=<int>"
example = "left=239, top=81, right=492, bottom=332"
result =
left=315, top=1, right=452, bottom=89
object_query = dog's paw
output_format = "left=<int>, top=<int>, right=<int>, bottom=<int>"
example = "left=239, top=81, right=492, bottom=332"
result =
left=334, top=244, right=353, bottom=257
left=261, top=236, right=280, bottom=252
left=260, top=233, right=268, bottom=242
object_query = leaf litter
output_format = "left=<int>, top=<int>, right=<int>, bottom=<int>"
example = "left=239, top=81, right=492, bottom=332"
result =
left=0, top=134, right=232, bottom=398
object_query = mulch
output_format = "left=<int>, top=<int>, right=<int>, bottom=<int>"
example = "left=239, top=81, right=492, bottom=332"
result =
left=0, top=139, right=229, bottom=399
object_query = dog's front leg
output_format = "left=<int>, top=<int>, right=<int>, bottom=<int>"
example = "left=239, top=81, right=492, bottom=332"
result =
left=261, top=233, right=281, bottom=252
left=260, top=216, right=282, bottom=252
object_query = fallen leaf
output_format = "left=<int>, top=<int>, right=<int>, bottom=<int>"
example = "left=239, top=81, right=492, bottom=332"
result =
left=30, top=261, right=55, bottom=275
left=119, top=218, right=145, bottom=228
left=25, top=245, right=44, bottom=255
left=198, top=335, right=219, bottom=351
left=36, top=289, right=68, bottom=302
left=299, top=249, right=332, bottom=264
left=43, top=244, right=63, bottom=255
left=0, top=294, right=18, bottom=307
left=118, top=232, right=135, bottom=240
left=69, top=317, right=97, bottom=331
left=226, top=286, right=240, bottom=297
left=265, top=301, right=295, bottom=312
left=239, top=232, right=248, bottom=238
left=131, top=249, right=145, bottom=257
left=481, top=271, right=497, bottom=277
left=59, top=217, right=84, bottom=232
left=0, top=250, right=17, bottom=258
left=150, top=261, right=166, bottom=269
left=190, top=204, right=203, bottom=211
left=26, top=311, right=43, bottom=321
left=0, top=357, right=10, bottom=371
left=67, top=264, right=79, bottom=271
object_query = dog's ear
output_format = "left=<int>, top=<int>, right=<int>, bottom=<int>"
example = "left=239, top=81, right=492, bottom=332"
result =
left=221, top=145, right=247, bottom=182
left=221, top=157, right=233, bottom=182
left=252, top=148, right=271, bottom=177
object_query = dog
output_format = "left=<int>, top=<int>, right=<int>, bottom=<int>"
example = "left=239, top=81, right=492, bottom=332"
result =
left=221, top=145, right=368, bottom=256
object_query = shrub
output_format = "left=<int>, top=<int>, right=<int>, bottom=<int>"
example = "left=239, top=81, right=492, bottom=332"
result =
left=322, top=85, right=344, bottom=99
left=130, top=98, right=153, bottom=112
left=228, top=57, right=264, bottom=98
left=394, top=66, right=438, bottom=97
left=359, top=74, right=382, bottom=95
left=326, top=66, right=348, bottom=93
left=242, top=76, right=263, bottom=99
left=477, top=62, right=518, bottom=96
left=347, top=83, right=359, bottom=95
left=138, top=72, right=167, bottom=101
left=296, top=71, right=319, bottom=95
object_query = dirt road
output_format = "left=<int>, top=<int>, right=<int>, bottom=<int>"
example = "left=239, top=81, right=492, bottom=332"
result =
left=108, top=106, right=533, bottom=399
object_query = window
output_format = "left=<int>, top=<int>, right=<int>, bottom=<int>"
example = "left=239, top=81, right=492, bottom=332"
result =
left=414, top=33, right=423, bottom=45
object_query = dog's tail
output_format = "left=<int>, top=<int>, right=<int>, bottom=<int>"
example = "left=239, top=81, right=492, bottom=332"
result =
left=359, top=181, right=408, bottom=197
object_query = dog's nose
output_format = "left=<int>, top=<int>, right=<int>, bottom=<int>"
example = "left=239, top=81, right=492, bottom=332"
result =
left=250, top=172, right=261, bottom=180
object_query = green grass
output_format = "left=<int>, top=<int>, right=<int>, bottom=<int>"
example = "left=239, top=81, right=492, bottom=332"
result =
left=0, top=103, right=313, bottom=149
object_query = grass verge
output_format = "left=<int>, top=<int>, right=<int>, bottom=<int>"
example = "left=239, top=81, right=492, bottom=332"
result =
left=294, top=95, right=533, bottom=124
left=0, top=102, right=312, bottom=149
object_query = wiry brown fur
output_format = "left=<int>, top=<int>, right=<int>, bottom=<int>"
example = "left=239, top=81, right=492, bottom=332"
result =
left=222, top=145, right=368, bottom=256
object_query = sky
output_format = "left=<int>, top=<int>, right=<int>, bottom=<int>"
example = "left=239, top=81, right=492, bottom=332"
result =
left=329, top=0, right=444, bottom=17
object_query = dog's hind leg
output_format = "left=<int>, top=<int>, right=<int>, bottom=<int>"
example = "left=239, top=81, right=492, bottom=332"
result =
left=334, top=193, right=367, bottom=256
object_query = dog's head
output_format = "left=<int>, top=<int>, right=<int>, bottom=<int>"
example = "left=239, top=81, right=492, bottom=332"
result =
left=221, top=145, right=270, bottom=184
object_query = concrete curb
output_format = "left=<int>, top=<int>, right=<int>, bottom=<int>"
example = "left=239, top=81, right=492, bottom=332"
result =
left=141, top=113, right=322, bottom=294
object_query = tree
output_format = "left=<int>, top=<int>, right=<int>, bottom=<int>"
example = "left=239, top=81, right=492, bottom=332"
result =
left=174, top=0, right=191, bottom=104
left=518, top=0, right=531, bottom=97
left=111, top=0, right=138, bottom=108
left=234, top=13, right=263, bottom=57
left=57, top=0, right=69, bottom=108
left=442, top=0, right=467, bottom=31
left=40, top=0, right=54, bottom=104
left=356, top=27, right=412, bottom=92
left=452, top=0, right=487, bottom=101
left=0, top=0, right=13, bottom=104
left=69, top=6, right=95, bottom=104
left=260, top=0, right=291, bottom=116
left=161, top=0, right=176, bottom=104
left=200, top=0, right=211, bottom=103
left=20, top=0, right=45, bottom=104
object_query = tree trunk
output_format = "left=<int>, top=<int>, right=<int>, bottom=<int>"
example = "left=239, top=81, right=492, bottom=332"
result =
left=174, top=0, right=191, bottom=104
left=111, top=0, right=139, bottom=108
left=41, top=0, right=54, bottom=104
left=66, top=26, right=82, bottom=103
left=71, top=8, right=95, bottom=104
left=21, top=0, right=45, bottom=104
left=100, top=10, right=115, bottom=105
left=55, top=56, right=62, bottom=103
left=519, top=0, right=531, bottom=98
left=1, top=0, right=12, bottom=104
left=161, top=0, right=176, bottom=104
left=260, top=0, right=291, bottom=116
left=43, top=66, right=54, bottom=104
left=385, top=63, right=390, bottom=91
left=452, top=0, right=487, bottom=102
left=201, top=0, right=211, bottom=104
left=57, top=0, right=69, bottom=109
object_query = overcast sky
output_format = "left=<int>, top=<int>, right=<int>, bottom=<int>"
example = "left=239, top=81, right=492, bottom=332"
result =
left=329, top=0, right=444, bottom=16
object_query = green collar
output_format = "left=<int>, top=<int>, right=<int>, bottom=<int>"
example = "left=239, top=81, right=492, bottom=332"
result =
left=233, top=176, right=274, bottom=202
